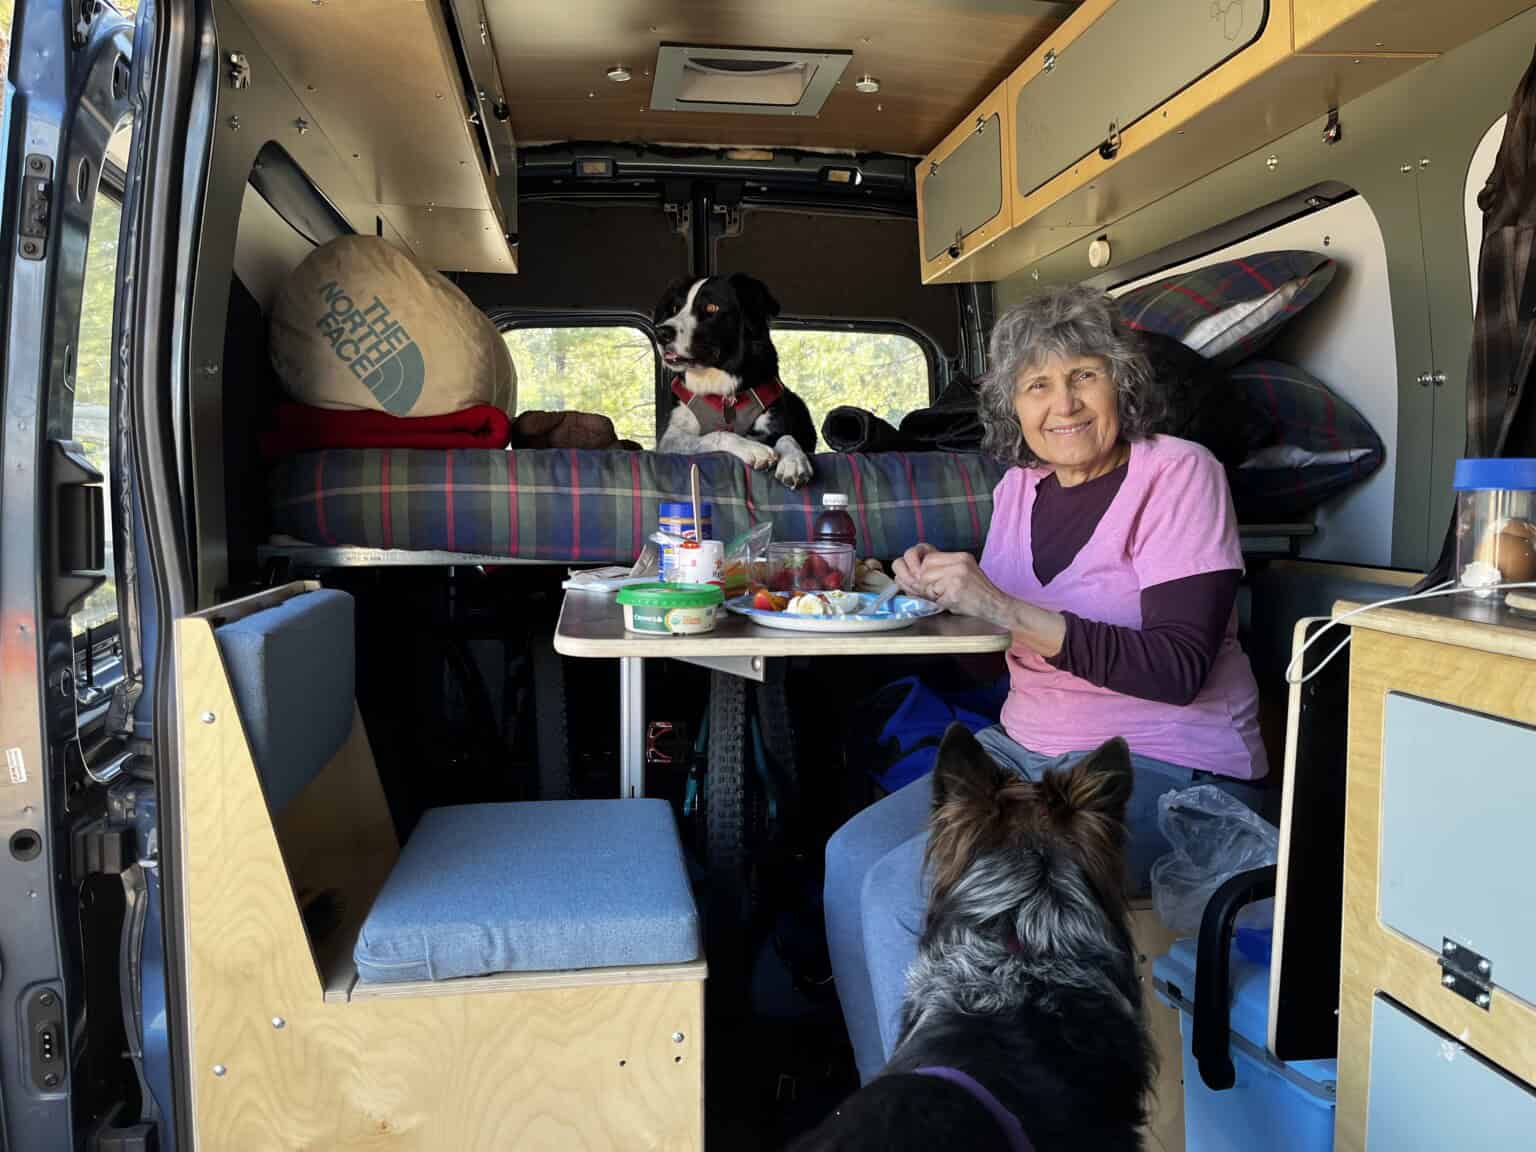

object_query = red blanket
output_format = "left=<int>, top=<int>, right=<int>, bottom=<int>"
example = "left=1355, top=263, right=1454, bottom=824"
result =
left=261, top=403, right=512, bottom=456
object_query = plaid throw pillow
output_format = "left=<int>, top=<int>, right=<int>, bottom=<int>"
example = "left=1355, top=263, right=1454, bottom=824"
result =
left=1228, top=358, right=1385, bottom=522
left=1117, top=251, right=1336, bottom=367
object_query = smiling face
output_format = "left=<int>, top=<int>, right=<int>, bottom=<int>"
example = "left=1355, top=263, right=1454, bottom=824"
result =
left=1013, top=352, right=1124, bottom=484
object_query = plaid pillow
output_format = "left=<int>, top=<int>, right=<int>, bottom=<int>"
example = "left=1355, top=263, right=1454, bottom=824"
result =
left=1228, top=358, right=1385, bottom=522
left=1117, top=251, right=1336, bottom=367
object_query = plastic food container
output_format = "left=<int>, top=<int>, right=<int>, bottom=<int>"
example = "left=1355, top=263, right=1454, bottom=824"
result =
left=616, top=582, right=724, bottom=635
left=764, top=541, right=855, bottom=593
left=1453, top=458, right=1536, bottom=599
left=658, top=501, right=711, bottom=582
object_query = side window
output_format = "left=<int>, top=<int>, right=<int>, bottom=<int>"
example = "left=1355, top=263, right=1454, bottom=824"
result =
left=771, top=328, right=933, bottom=442
left=502, top=325, right=660, bottom=449
left=72, top=187, right=121, bottom=637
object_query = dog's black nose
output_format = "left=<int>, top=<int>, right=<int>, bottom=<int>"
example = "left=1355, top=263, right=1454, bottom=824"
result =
left=655, top=324, right=676, bottom=345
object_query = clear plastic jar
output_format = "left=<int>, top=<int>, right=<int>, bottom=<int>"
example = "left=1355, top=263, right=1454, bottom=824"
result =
left=1453, top=458, right=1536, bottom=599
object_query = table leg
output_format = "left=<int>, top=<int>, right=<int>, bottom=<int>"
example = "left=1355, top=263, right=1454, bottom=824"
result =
left=620, top=656, right=645, bottom=798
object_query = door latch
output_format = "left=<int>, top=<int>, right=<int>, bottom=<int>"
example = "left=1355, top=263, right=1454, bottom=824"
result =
left=26, top=987, right=66, bottom=1092
left=47, top=440, right=106, bottom=618
left=19, top=155, right=53, bottom=261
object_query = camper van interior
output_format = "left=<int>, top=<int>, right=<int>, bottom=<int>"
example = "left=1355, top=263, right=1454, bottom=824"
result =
left=4, top=0, right=1536, bottom=1149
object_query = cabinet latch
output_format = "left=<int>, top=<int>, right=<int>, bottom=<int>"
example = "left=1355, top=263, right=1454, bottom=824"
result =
left=1439, top=938, right=1493, bottom=1010
left=1099, top=120, right=1122, bottom=161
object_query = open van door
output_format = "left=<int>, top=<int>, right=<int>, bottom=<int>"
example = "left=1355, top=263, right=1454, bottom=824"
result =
left=0, top=2, right=166, bottom=1148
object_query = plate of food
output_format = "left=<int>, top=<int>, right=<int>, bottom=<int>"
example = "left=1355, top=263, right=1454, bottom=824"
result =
left=725, top=588, right=943, bottom=632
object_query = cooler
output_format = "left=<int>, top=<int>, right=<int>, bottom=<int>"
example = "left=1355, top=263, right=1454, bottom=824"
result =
left=1153, top=937, right=1336, bottom=1152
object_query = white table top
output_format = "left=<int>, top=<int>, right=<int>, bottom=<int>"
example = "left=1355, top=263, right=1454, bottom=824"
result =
left=553, top=591, right=1012, bottom=659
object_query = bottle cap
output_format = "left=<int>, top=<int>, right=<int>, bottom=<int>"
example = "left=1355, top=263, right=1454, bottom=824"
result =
left=822, top=493, right=849, bottom=509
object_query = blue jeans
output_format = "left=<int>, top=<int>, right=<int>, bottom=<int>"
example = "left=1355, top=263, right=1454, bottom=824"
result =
left=823, top=724, right=1267, bottom=1083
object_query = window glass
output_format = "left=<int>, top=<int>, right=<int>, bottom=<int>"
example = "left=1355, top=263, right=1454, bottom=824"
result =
left=771, top=328, right=932, bottom=442
left=72, top=188, right=121, bottom=636
left=503, top=325, right=659, bottom=449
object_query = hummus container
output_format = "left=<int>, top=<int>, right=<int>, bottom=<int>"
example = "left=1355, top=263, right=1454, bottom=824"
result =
left=616, top=582, right=724, bottom=635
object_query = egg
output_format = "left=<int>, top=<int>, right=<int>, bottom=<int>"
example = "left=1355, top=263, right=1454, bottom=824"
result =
left=1474, top=518, right=1536, bottom=584
left=786, top=594, right=829, bottom=616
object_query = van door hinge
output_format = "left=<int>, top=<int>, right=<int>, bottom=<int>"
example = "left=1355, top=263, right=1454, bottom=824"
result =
left=19, top=156, right=54, bottom=261
left=47, top=440, right=107, bottom=617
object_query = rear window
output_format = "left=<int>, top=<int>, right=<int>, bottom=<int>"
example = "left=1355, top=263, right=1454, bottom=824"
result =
left=502, top=325, right=659, bottom=449
left=772, top=328, right=932, bottom=442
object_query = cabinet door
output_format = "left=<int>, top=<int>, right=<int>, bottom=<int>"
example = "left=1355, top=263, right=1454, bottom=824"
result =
left=1366, top=995, right=1536, bottom=1149
left=1379, top=693, right=1536, bottom=1008
left=917, top=83, right=1009, bottom=282
left=1011, top=0, right=1268, bottom=199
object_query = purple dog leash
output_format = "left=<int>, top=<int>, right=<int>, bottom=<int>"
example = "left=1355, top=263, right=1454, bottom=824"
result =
left=911, top=1066, right=1035, bottom=1152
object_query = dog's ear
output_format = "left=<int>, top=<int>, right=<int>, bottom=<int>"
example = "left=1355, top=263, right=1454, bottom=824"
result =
left=654, top=276, right=695, bottom=323
left=926, top=724, right=1017, bottom=901
left=930, top=723, right=1009, bottom=814
left=728, top=273, right=781, bottom=323
left=1057, top=736, right=1134, bottom=823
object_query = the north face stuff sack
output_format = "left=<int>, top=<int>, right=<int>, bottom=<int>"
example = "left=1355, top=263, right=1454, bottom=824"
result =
left=269, top=235, right=515, bottom=418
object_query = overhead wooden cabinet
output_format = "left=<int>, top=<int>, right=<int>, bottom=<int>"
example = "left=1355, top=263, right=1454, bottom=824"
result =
left=1292, top=0, right=1535, bottom=54
left=918, top=0, right=1534, bottom=285
left=916, top=83, right=1010, bottom=285
left=1010, top=0, right=1267, bottom=202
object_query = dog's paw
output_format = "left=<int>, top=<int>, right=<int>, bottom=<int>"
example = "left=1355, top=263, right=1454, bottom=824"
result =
left=738, top=441, right=780, bottom=471
left=775, top=451, right=814, bottom=488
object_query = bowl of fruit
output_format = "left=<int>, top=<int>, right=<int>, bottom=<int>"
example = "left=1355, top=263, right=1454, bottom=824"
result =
left=764, top=541, right=855, bottom=593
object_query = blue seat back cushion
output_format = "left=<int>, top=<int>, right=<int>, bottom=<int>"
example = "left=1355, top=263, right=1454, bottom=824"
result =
left=354, top=799, right=701, bottom=981
left=214, top=589, right=356, bottom=815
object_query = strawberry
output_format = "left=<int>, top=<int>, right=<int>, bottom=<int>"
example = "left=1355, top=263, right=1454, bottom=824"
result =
left=753, top=589, right=782, bottom=612
left=823, top=569, right=845, bottom=590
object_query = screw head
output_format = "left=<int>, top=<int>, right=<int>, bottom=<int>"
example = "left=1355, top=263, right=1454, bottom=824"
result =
left=272, top=1016, right=286, bottom=1030
left=294, top=118, right=310, bottom=135
left=1478, top=959, right=1491, bottom=974
left=1401, top=163, right=1413, bottom=174
left=39, top=991, right=55, bottom=1006
left=1443, top=973, right=1457, bottom=987
left=200, top=711, right=216, bottom=724
left=43, top=1072, right=60, bottom=1087
left=1443, top=940, right=1457, bottom=955
left=1265, top=155, right=1279, bottom=172
left=672, top=1031, right=685, bottom=1044
left=1476, top=992, right=1491, bottom=1008
left=228, top=115, right=240, bottom=131
left=212, top=1064, right=227, bottom=1077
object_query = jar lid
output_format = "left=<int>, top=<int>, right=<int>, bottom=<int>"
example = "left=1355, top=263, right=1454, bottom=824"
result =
left=1452, top=458, right=1536, bottom=491
left=659, top=501, right=712, bottom=517
left=821, top=493, right=849, bottom=508
left=616, top=582, right=724, bottom=609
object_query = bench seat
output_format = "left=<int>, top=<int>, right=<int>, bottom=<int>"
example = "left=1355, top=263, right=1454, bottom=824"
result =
left=354, top=799, right=700, bottom=983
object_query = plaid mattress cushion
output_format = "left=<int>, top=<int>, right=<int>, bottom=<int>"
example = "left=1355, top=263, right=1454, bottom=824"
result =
left=1229, top=358, right=1385, bottom=522
left=1117, top=250, right=1336, bottom=367
left=268, top=448, right=1009, bottom=563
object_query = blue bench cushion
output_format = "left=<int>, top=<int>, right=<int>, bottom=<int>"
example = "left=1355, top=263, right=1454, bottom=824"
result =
left=214, top=589, right=355, bottom=815
left=354, top=799, right=700, bottom=982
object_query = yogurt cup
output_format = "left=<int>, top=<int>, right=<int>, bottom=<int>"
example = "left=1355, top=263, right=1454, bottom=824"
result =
left=616, top=582, right=724, bottom=636
left=673, top=539, right=725, bottom=586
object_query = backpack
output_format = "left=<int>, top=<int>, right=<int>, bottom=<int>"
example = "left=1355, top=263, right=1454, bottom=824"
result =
left=845, top=675, right=1008, bottom=794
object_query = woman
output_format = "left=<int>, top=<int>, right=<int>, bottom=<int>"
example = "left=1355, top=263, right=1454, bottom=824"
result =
left=824, top=286, right=1268, bottom=1082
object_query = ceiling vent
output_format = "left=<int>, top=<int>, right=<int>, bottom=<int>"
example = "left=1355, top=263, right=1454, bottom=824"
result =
left=649, top=44, right=852, bottom=117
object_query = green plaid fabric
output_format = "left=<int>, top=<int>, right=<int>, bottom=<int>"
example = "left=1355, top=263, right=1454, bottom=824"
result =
left=268, top=448, right=1008, bottom=562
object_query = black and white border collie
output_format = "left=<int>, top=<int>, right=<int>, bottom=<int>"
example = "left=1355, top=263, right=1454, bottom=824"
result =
left=791, top=724, right=1155, bottom=1152
left=653, top=273, right=817, bottom=488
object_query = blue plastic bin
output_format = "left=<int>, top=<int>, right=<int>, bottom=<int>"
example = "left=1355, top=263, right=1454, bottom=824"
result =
left=1153, top=938, right=1337, bottom=1152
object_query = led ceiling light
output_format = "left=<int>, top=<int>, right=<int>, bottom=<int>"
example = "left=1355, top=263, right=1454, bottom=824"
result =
left=854, top=74, right=880, bottom=94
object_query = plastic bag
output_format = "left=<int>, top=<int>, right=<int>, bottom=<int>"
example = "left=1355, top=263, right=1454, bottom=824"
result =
left=723, top=522, right=773, bottom=596
left=1150, top=785, right=1279, bottom=934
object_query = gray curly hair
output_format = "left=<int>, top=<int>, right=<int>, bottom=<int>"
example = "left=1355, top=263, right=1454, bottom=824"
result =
left=979, top=286, right=1162, bottom=467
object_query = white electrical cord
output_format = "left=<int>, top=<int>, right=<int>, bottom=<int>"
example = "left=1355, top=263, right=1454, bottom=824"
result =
left=1282, top=579, right=1536, bottom=686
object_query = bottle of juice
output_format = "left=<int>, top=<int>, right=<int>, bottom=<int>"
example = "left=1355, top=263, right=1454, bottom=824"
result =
left=814, top=492, right=858, bottom=552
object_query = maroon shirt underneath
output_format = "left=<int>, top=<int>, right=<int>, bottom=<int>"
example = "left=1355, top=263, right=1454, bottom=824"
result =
left=1030, top=467, right=1240, bottom=707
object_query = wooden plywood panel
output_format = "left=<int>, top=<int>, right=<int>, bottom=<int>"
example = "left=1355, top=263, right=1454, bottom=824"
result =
left=174, top=592, right=705, bottom=1150
left=1132, top=903, right=1186, bottom=1152
left=1293, top=0, right=1536, bottom=55
left=485, top=0, right=1072, bottom=155
left=1335, top=627, right=1536, bottom=1151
